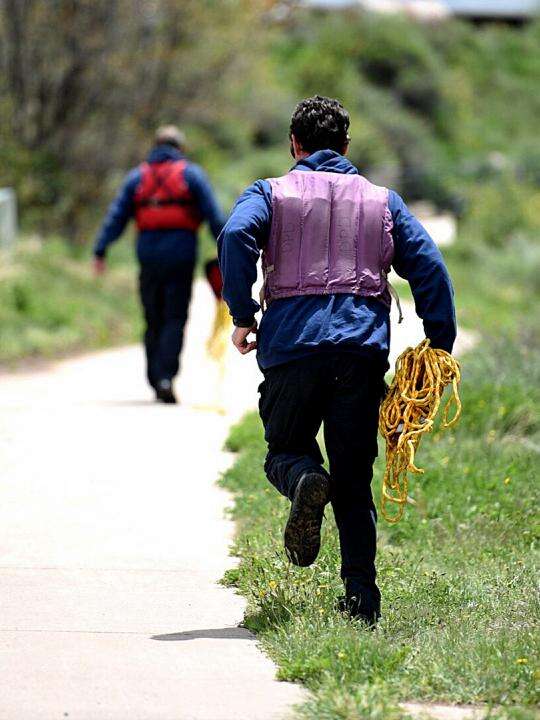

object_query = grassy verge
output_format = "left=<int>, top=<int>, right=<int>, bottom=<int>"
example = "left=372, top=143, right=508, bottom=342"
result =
left=0, top=237, right=141, bottom=365
left=220, top=243, right=539, bottom=719
left=445, top=237, right=540, bottom=336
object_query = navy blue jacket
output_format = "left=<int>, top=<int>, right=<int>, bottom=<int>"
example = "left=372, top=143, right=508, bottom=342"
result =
left=218, top=150, right=456, bottom=371
left=94, top=145, right=225, bottom=267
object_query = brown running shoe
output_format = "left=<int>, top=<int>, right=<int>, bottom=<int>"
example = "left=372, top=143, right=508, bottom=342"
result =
left=284, top=472, right=330, bottom=567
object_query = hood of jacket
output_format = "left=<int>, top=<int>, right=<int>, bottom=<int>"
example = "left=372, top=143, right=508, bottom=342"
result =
left=146, top=144, right=185, bottom=164
left=293, top=149, right=359, bottom=175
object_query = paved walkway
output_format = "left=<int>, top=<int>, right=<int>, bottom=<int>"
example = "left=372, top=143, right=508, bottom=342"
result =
left=0, top=280, right=472, bottom=720
left=0, top=281, right=301, bottom=720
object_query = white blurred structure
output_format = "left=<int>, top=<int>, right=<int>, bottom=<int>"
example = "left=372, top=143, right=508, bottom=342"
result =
left=360, top=0, right=450, bottom=19
left=0, top=188, right=17, bottom=249
left=304, top=0, right=539, bottom=22
left=446, top=0, right=538, bottom=22
left=409, top=202, right=457, bottom=247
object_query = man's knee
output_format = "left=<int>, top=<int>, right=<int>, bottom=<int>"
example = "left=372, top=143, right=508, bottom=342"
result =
left=163, top=303, right=189, bottom=325
left=264, top=451, right=300, bottom=487
left=331, top=451, right=375, bottom=482
left=264, top=451, right=328, bottom=500
left=331, top=462, right=376, bottom=510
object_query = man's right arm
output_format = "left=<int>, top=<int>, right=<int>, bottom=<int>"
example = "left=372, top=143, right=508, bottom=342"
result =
left=94, top=169, right=140, bottom=258
left=218, top=180, right=272, bottom=327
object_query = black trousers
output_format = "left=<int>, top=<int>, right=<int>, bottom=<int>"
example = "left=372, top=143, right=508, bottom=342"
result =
left=139, top=261, right=194, bottom=388
left=259, top=353, right=385, bottom=604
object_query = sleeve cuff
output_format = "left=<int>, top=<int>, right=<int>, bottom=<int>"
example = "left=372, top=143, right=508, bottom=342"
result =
left=233, top=316, right=255, bottom=328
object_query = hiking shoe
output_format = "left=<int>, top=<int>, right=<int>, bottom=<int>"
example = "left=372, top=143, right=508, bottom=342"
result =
left=284, top=472, right=330, bottom=567
left=155, top=379, right=177, bottom=404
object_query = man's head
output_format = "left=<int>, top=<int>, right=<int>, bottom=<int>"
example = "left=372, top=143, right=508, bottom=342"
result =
left=289, top=96, right=350, bottom=160
left=155, top=125, right=186, bottom=151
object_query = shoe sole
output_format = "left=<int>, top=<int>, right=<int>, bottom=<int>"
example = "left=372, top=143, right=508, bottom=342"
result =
left=284, top=473, right=329, bottom=567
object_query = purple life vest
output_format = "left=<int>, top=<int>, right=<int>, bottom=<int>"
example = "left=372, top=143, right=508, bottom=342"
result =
left=263, top=170, right=394, bottom=308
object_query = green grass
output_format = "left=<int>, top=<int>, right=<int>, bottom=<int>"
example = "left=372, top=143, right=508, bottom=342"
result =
left=220, top=244, right=540, bottom=718
left=0, top=227, right=220, bottom=365
left=445, top=236, right=540, bottom=335
left=0, top=238, right=141, bottom=364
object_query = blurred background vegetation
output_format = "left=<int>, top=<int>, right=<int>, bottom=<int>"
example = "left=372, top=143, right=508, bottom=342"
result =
left=0, top=0, right=539, bottom=361
left=1, top=0, right=539, bottom=241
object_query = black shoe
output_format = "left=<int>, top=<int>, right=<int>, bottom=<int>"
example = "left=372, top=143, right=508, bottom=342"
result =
left=284, top=472, right=330, bottom=567
left=337, top=585, right=381, bottom=627
left=155, top=379, right=177, bottom=404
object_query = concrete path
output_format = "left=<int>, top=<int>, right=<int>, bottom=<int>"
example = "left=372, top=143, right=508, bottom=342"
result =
left=0, top=278, right=472, bottom=720
left=0, top=281, right=301, bottom=720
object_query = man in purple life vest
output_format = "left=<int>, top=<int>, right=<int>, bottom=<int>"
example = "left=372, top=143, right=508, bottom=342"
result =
left=218, top=96, right=456, bottom=625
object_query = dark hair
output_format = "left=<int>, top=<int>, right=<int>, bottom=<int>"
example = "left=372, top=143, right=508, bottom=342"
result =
left=289, top=95, right=350, bottom=154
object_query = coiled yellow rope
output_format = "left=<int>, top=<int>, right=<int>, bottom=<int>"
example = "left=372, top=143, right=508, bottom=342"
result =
left=379, top=339, right=462, bottom=523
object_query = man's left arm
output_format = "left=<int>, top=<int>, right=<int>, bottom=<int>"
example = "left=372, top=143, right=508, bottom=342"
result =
left=389, top=190, right=457, bottom=353
left=184, top=164, right=226, bottom=240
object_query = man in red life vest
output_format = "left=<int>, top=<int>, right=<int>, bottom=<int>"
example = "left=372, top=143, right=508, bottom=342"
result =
left=94, top=126, right=225, bottom=403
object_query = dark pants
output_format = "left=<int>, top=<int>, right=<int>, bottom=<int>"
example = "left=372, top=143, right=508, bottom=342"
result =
left=259, top=353, right=384, bottom=606
left=139, top=261, right=194, bottom=388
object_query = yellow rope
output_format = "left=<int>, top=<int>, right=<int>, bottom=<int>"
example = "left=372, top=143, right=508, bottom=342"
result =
left=379, top=339, right=462, bottom=523
left=196, top=299, right=232, bottom=415
left=207, top=299, right=232, bottom=362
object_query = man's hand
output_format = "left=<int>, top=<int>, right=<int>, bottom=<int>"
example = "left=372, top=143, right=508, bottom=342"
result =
left=232, top=323, right=257, bottom=355
left=93, top=257, right=106, bottom=276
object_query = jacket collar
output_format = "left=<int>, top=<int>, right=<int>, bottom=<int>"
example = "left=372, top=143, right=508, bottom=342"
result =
left=293, top=149, right=358, bottom=175
left=146, top=144, right=185, bottom=164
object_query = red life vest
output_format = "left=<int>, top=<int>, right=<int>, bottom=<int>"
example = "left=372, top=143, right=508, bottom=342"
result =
left=134, top=159, right=202, bottom=232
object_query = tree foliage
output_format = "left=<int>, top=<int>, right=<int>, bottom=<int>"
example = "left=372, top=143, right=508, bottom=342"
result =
left=0, top=0, right=274, bottom=237
left=0, top=1, right=539, bottom=245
